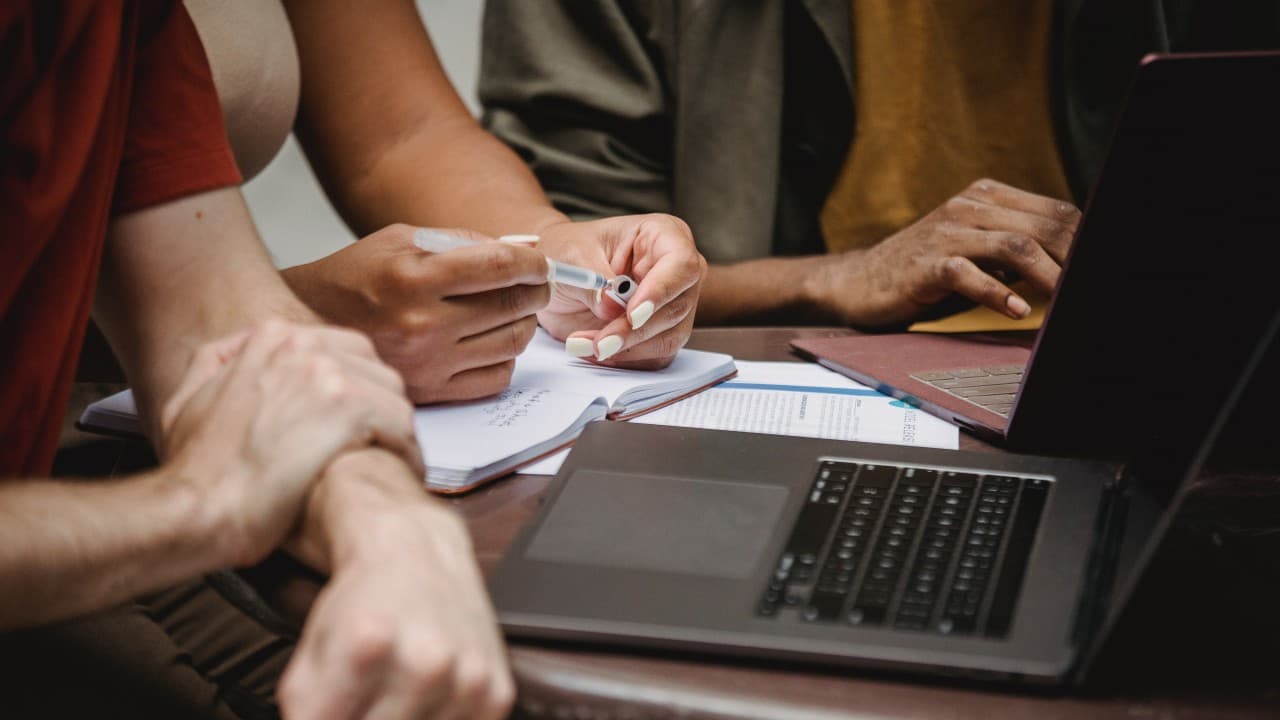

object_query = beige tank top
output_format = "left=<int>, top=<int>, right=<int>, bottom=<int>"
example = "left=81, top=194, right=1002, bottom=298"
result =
left=184, top=0, right=300, bottom=180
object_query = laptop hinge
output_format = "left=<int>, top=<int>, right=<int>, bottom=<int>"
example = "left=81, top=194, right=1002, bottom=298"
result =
left=1067, top=464, right=1131, bottom=683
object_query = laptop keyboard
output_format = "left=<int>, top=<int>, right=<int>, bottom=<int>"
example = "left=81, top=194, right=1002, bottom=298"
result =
left=911, top=365, right=1025, bottom=417
left=758, top=461, right=1049, bottom=638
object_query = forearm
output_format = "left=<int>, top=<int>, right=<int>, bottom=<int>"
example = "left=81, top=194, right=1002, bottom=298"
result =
left=93, top=187, right=408, bottom=581
left=326, top=117, right=568, bottom=238
left=0, top=471, right=228, bottom=630
left=285, top=0, right=566, bottom=239
left=699, top=255, right=843, bottom=325
left=288, top=448, right=447, bottom=575
left=95, top=187, right=319, bottom=439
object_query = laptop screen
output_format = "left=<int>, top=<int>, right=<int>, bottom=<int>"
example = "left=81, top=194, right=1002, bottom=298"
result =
left=1010, top=52, right=1280, bottom=504
left=1012, top=52, right=1280, bottom=676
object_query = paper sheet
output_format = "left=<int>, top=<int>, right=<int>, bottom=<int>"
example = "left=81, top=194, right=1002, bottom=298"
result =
left=520, top=360, right=959, bottom=475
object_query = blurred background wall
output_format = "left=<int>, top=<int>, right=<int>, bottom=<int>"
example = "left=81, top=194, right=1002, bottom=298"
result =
left=242, top=0, right=484, bottom=268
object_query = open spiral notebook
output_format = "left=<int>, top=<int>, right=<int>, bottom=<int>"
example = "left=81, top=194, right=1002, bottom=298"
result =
left=78, top=329, right=738, bottom=493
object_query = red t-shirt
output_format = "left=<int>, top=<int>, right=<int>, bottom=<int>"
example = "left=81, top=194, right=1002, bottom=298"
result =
left=0, top=2, right=242, bottom=477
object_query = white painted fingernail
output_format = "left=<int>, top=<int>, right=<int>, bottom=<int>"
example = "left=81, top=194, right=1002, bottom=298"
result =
left=629, top=300, right=655, bottom=329
left=595, top=335, right=623, bottom=361
left=498, top=234, right=540, bottom=245
left=565, top=337, right=594, bottom=357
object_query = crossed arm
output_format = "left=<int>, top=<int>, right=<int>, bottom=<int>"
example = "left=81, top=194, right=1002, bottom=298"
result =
left=1, top=187, right=513, bottom=718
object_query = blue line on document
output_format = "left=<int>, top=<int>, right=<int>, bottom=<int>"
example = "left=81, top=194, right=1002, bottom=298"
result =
left=720, top=382, right=886, bottom=397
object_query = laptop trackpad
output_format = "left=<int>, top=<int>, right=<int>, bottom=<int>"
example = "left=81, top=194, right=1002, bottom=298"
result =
left=526, top=471, right=789, bottom=579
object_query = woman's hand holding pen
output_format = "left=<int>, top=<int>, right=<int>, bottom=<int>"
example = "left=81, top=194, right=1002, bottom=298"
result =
left=534, top=213, right=707, bottom=369
left=280, top=224, right=550, bottom=404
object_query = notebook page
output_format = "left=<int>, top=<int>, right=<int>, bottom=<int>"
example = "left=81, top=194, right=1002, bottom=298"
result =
left=415, top=386, right=606, bottom=489
left=511, top=329, right=735, bottom=414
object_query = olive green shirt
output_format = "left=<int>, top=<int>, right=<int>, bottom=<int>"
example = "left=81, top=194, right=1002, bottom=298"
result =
left=480, top=1, right=1279, bottom=264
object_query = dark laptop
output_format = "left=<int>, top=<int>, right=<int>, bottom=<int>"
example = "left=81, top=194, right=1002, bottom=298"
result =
left=489, top=51, right=1280, bottom=684
left=490, top=305, right=1276, bottom=685
left=790, top=51, right=1280, bottom=455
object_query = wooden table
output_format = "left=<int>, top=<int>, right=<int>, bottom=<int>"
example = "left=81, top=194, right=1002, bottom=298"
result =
left=446, top=328, right=1280, bottom=720
left=63, top=327, right=1280, bottom=719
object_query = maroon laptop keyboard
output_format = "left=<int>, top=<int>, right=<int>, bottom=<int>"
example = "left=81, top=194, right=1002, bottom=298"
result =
left=911, top=365, right=1026, bottom=417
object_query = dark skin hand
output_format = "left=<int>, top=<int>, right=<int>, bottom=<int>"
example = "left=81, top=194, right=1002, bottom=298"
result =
left=699, top=178, right=1081, bottom=327
left=282, top=224, right=551, bottom=404
left=807, top=178, right=1082, bottom=326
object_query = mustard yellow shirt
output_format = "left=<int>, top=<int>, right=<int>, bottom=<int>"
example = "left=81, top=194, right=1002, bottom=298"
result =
left=821, top=0, right=1072, bottom=252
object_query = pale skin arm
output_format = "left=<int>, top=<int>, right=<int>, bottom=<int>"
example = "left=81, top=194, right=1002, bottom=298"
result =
left=0, top=471, right=226, bottom=630
left=93, top=185, right=415, bottom=572
left=94, top=186, right=514, bottom=717
left=0, top=319, right=419, bottom=632
left=0, top=187, right=410, bottom=630
left=95, top=187, right=311, bottom=437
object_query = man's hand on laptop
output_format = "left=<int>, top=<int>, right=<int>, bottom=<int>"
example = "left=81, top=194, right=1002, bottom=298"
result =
left=279, top=449, right=515, bottom=720
left=809, top=179, right=1081, bottom=327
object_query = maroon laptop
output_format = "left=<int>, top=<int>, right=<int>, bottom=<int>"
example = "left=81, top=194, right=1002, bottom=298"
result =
left=792, top=51, right=1280, bottom=457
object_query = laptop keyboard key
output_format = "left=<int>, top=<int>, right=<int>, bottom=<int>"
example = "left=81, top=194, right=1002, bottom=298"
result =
left=762, top=461, right=1049, bottom=637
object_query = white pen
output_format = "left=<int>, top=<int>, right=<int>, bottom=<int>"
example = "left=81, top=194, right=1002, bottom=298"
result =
left=412, top=228, right=621, bottom=293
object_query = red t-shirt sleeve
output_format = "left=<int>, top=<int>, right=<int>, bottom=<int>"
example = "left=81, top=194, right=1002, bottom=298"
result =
left=112, top=3, right=241, bottom=215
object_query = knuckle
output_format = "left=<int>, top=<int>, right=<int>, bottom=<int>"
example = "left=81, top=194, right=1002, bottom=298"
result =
left=1003, top=233, right=1038, bottom=261
left=276, top=669, right=307, bottom=715
left=499, top=286, right=524, bottom=317
left=311, top=359, right=349, bottom=398
left=656, top=212, right=694, bottom=238
left=666, top=293, right=694, bottom=323
left=394, top=309, right=434, bottom=340
left=1038, top=219, right=1064, bottom=241
left=966, top=178, right=989, bottom=194
left=495, top=358, right=516, bottom=385
left=942, top=197, right=968, bottom=219
left=982, top=278, right=1006, bottom=302
left=342, top=327, right=378, bottom=356
left=489, top=674, right=517, bottom=717
left=512, top=316, right=539, bottom=351
left=480, top=360, right=517, bottom=395
left=940, top=256, right=968, bottom=284
left=656, top=330, right=683, bottom=359
left=400, top=647, right=453, bottom=692
left=389, top=254, right=429, bottom=289
left=503, top=322, right=525, bottom=359
left=346, top=617, right=396, bottom=671
left=250, top=318, right=289, bottom=345
left=451, top=657, right=492, bottom=704
left=685, top=249, right=709, bottom=280
left=481, top=245, right=519, bottom=278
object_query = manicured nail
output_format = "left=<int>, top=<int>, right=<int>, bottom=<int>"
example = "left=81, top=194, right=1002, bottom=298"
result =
left=498, top=234, right=540, bottom=245
left=565, top=337, right=594, bottom=357
left=1006, top=294, right=1031, bottom=319
left=595, top=335, right=623, bottom=361
left=542, top=259, right=558, bottom=293
left=629, top=300, right=655, bottom=329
